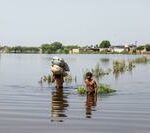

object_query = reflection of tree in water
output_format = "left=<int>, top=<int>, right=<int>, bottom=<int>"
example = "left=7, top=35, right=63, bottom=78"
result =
left=85, top=93, right=97, bottom=118
left=51, top=87, right=69, bottom=122
left=100, top=58, right=110, bottom=64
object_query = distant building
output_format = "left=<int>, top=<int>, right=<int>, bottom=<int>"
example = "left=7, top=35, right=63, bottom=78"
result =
left=83, top=48, right=100, bottom=52
left=124, top=44, right=137, bottom=49
left=69, top=48, right=80, bottom=54
left=110, top=45, right=125, bottom=53
left=99, top=48, right=110, bottom=52
left=124, top=44, right=137, bottom=53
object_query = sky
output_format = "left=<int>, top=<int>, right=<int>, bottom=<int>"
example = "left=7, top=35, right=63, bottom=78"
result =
left=0, top=0, right=150, bottom=46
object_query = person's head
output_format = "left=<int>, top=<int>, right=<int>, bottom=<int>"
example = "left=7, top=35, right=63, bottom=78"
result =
left=85, top=72, right=93, bottom=79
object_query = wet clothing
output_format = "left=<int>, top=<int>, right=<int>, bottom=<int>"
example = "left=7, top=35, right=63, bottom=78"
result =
left=85, top=78, right=97, bottom=94
left=52, top=74, right=64, bottom=88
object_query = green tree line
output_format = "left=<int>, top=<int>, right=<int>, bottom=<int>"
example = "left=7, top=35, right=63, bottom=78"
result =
left=1, top=41, right=150, bottom=54
left=8, top=46, right=40, bottom=53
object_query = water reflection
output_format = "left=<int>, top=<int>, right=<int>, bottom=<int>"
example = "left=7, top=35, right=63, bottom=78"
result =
left=100, top=58, right=110, bottom=63
left=51, top=87, right=69, bottom=122
left=85, top=93, right=97, bottom=118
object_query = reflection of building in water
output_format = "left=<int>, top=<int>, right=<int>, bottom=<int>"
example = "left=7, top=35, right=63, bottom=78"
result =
left=85, top=93, right=97, bottom=118
left=51, top=88, right=69, bottom=122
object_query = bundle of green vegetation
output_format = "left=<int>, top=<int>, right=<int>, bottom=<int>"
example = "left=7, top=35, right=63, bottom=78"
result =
left=76, top=84, right=116, bottom=95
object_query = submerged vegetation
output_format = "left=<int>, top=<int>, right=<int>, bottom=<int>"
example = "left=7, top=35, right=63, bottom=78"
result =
left=113, top=59, right=135, bottom=78
left=76, top=84, right=116, bottom=95
left=112, top=56, right=150, bottom=78
left=127, top=61, right=135, bottom=71
left=39, top=74, right=52, bottom=84
left=83, top=63, right=111, bottom=80
left=91, top=63, right=109, bottom=78
left=113, top=60, right=135, bottom=73
left=83, top=56, right=150, bottom=81
left=132, top=56, right=150, bottom=64
left=39, top=73, right=74, bottom=84
left=113, top=60, right=126, bottom=74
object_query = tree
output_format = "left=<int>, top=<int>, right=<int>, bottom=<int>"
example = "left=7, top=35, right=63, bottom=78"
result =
left=50, top=42, right=63, bottom=52
left=99, top=40, right=111, bottom=48
left=41, top=42, right=63, bottom=54
left=136, top=45, right=144, bottom=51
left=41, top=44, right=51, bottom=53
left=145, top=44, right=150, bottom=51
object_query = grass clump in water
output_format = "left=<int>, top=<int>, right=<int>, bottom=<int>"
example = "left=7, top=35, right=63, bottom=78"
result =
left=76, top=84, right=116, bottom=95
left=76, top=86, right=87, bottom=95
left=39, top=73, right=74, bottom=84
left=92, top=63, right=106, bottom=78
left=83, top=63, right=111, bottom=80
left=127, top=61, right=135, bottom=71
left=40, top=74, right=52, bottom=84
left=113, top=60, right=126, bottom=73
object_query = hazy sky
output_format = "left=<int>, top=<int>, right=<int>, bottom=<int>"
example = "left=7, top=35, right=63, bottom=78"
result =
left=0, top=0, right=150, bottom=46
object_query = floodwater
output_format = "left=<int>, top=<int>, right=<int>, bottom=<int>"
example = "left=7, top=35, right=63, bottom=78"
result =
left=0, top=54, right=150, bottom=133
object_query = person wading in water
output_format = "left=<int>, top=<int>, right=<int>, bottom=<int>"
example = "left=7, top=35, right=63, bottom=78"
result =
left=84, top=72, right=98, bottom=118
left=85, top=72, right=97, bottom=95
left=51, top=57, right=69, bottom=89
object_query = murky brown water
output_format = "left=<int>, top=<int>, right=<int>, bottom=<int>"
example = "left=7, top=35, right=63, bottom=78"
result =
left=0, top=54, right=150, bottom=133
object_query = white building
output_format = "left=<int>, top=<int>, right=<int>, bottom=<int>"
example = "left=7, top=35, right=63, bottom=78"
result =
left=110, top=46, right=125, bottom=53
left=69, top=48, right=80, bottom=54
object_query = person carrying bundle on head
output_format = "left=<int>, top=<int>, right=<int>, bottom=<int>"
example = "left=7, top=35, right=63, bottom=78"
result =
left=51, top=57, right=70, bottom=88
